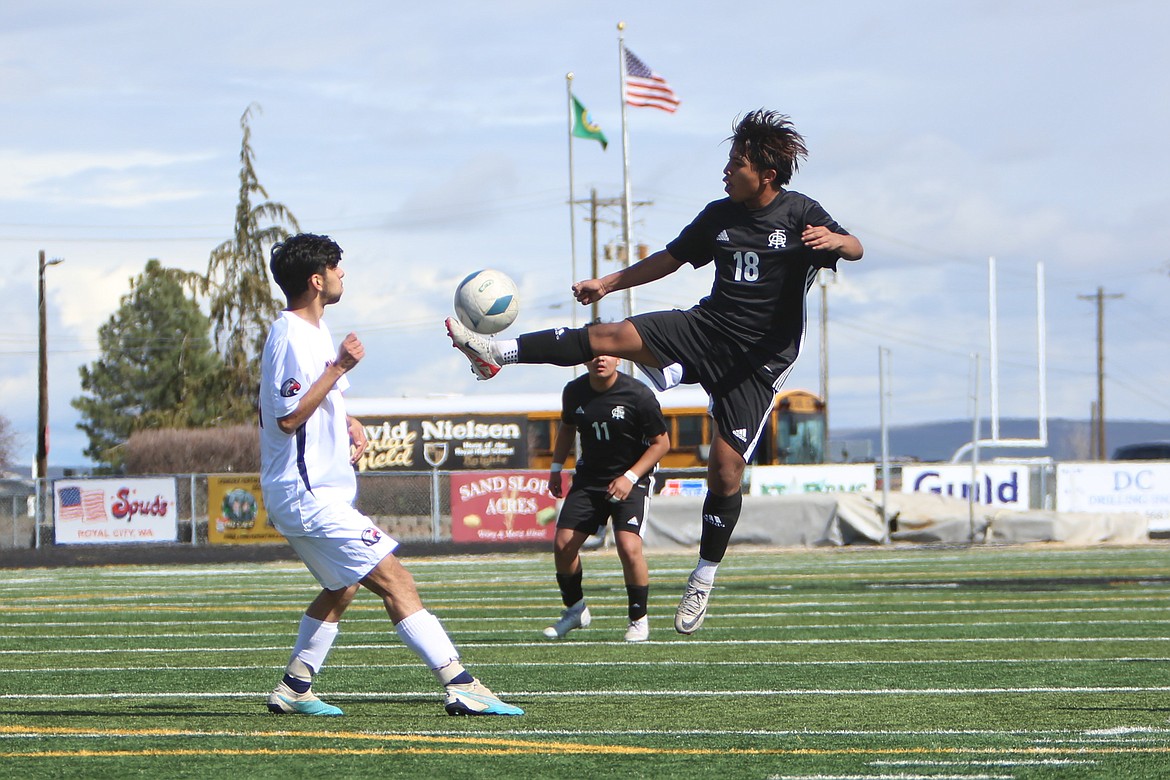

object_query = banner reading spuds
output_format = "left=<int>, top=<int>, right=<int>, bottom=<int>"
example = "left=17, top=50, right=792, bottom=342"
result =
left=450, top=471, right=561, bottom=543
left=54, top=478, right=177, bottom=544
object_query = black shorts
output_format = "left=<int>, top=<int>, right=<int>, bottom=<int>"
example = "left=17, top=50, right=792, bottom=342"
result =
left=556, top=481, right=652, bottom=537
left=629, top=309, right=795, bottom=460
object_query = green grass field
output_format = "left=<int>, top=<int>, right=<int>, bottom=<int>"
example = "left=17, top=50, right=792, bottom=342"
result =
left=2, top=544, right=1169, bottom=779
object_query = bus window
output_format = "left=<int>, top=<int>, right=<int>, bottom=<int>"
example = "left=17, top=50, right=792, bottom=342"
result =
left=674, top=413, right=705, bottom=449
left=529, top=419, right=553, bottom=455
left=777, top=412, right=825, bottom=464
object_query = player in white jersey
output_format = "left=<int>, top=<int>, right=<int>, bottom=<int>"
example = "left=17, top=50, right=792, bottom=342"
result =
left=447, top=111, right=863, bottom=635
left=260, top=233, right=522, bottom=717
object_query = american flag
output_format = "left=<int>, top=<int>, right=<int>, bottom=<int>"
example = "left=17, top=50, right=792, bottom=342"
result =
left=623, top=48, right=680, bottom=113
left=57, top=486, right=107, bottom=522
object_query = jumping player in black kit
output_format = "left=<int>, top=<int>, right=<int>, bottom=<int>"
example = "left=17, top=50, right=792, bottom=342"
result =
left=446, top=110, right=863, bottom=634
left=542, top=355, right=670, bottom=643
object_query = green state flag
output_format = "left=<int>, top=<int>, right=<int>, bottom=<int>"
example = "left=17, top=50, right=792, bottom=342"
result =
left=571, top=95, right=608, bottom=150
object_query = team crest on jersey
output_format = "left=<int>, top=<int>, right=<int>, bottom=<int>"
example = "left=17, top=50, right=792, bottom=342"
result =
left=768, top=229, right=787, bottom=248
left=361, top=527, right=382, bottom=546
left=611, top=406, right=627, bottom=420
left=715, top=229, right=730, bottom=242
left=280, top=378, right=301, bottom=398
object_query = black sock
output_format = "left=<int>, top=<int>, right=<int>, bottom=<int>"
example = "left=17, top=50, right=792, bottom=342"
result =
left=698, top=491, right=743, bottom=563
left=556, top=565, right=585, bottom=607
left=517, top=327, right=594, bottom=366
left=626, top=584, right=649, bottom=621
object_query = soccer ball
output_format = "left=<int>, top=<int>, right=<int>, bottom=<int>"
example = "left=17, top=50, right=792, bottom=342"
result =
left=453, top=269, right=520, bottom=334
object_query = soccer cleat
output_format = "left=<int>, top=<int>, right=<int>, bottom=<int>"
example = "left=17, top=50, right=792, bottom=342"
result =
left=443, top=678, right=524, bottom=716
left=445, top=316, right=501, bottom=380
left=266, top=681, right=343, bottom=716
left=541, top=600, right=592, bottom=639
left=674, top=575, right=713, bottom=635
left=624, top=615, right=650, bottom=642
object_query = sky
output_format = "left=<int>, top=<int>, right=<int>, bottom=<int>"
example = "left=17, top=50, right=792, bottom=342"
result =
left=3, top=0, right=1169, bottom=470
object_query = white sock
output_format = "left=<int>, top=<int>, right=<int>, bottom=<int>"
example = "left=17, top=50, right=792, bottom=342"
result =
left=692, top=558, right=718, bottom=586
left=288, top=615, right=339, bottom=676
left=494, top=338, right=518, bottom=365
left=394, top=609, right=466, bottom=684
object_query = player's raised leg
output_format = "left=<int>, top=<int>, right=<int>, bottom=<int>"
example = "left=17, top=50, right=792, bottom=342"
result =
left=446, top=319, right=655, bottom=379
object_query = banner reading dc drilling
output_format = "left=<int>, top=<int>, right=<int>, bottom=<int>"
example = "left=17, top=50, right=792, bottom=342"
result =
left=450, top=470, right=562, bottom=544
left=208, top=474, right=284, bottom=544
left=54, top=477, right=177, bottom=544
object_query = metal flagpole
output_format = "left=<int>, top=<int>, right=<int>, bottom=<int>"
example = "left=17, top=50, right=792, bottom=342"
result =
left=616, top=21, right=634, bottom=320
left=566, top=73, right=578, bottom=331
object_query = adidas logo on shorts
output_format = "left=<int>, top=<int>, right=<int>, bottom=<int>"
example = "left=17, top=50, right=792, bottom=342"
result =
left=732, top=428, right=747, bottom=441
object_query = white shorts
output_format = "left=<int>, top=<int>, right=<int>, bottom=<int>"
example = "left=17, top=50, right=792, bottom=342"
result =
left=277, top=503, right=400, bottom=591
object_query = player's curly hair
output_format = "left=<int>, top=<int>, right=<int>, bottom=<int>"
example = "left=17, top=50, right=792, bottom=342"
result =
left=728, top=110, right=808, bottom=188
left=270, top=233, right=342, bottom=298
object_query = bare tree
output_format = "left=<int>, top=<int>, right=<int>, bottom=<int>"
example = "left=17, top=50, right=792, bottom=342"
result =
left=204, top=103, right=300, bottom=423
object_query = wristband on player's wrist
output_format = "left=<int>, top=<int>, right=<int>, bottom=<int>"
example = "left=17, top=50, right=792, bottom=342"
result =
left=623, top=469, right=639, bottom=483
left=550, top=463, right=563, bottom=473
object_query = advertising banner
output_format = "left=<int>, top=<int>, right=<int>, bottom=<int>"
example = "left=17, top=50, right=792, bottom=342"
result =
left=354, top=415, right=528, bottom=471
left=749, top=464, right=875, bottom=496
left=54, top=477, right=178, bottom=544
left=208, top=474, right=284, bottom=544
left=901, top=464, right=1030, bottom=508
left=450, top=470, right=561, bottom=543
left=1056, top=461, right=1170, bottom=532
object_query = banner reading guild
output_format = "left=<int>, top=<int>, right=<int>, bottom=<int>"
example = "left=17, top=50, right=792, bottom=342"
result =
left=208, top=474, right=284, bottom=544
left=450, top=470, right=561, bottom=543
left=54, top=477, right=178, bottom=544
left=355, top=415, right=528, bottom=471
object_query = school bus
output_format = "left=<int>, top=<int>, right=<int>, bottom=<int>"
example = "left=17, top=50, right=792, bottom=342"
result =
left=346, top=387, right=826, bottom=472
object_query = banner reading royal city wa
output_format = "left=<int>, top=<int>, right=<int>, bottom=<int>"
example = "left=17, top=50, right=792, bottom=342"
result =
left=54, top=478, right=178, bottom=544
left=207, top=474, right=284, bottom=544
left=450, top=470, right=562, bottom=544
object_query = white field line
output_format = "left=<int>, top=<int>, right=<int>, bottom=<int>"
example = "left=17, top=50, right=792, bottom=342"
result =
left=5, top=616, right=1170, bottom=643
left=2, top=657, right=1169, bottom=674
left=5, top=685, right=1170, bottom=700
left=2, top=604, right=1168, bottom=631
left=4, top=636, right=1170, bottom=655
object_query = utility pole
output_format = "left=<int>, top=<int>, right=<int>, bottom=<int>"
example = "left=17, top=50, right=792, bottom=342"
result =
left=818, top=269, right=835, bottom=456
left=570, top=191, right=651, bottom=323
left=37, top=251, right=64, bottom=482
left=1078, top=286, right=1123, bottom=460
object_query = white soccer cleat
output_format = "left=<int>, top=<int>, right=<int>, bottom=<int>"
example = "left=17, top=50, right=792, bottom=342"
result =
left=674, top=575, right=713, bottom=635
left=624, top=615, right=650, bottom=642
left=541, top=600, right=592, bottom=639
left=445, top=316, right=500, bottom=380
left=443, top=678, right=524, bottom=716
left=266, top=681, right=343, bottom=716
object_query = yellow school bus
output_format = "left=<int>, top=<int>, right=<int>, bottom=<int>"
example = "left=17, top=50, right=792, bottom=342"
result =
left=346, top=387, right=825, bottom=472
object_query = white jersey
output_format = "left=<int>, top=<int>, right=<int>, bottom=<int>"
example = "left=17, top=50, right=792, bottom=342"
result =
left=259, top=311, right=354, bottom=532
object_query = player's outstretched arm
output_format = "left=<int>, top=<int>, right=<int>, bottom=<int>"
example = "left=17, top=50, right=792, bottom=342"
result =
left=572, top=250, right=685, bottom=305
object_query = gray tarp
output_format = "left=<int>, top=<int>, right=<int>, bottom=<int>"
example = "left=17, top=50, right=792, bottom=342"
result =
left=641, top=492, right=1148, bottom=548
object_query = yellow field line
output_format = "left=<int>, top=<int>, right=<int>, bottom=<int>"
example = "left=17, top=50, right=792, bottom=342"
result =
left=1, top=726, right=1168, bottom=758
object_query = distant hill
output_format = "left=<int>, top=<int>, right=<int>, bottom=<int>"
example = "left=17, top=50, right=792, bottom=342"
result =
left=830, top=418, right=1170, bottom=463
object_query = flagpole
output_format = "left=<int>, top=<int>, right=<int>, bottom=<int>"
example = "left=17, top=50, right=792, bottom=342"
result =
left=565, top=72, right=578, bottom=332
left=617, top=21, right=634, bottom=321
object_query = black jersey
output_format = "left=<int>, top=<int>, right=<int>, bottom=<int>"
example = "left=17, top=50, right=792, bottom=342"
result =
left=561, top=372, right=667, bottom=488
left=665, top=189, right=849, bottom=352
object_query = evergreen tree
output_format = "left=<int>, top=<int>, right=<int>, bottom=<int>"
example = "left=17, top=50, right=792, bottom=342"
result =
left=72, top=260, right=223, bottom=471
left=204, top=103, right=299, bottom=422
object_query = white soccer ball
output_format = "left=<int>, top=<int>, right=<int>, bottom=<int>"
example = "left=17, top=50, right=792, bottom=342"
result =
left=453, top=269, right=520, bottom=335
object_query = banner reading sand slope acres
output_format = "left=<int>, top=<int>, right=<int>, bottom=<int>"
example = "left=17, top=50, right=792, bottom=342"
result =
left=450, top=470, right=563, bottom=543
